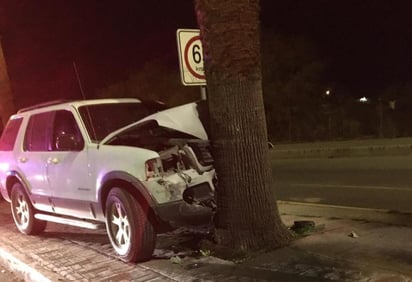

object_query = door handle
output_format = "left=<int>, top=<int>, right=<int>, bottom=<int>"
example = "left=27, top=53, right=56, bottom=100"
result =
left=47, top=157, right=59, bottom=164
left=18, top=157, right=28, bottom=163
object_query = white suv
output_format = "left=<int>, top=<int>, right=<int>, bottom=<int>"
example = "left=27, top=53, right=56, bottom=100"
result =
left=0, top=98, right=215, bottom=262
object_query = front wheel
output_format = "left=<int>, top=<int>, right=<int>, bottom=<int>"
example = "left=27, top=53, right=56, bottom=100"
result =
left=10, top=183, right=47, bottom=235
left=105, top=188, right=156, bottom=262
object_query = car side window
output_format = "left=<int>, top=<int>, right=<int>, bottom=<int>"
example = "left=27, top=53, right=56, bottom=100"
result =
left=52, top=110, right=84, bottom=151
left=24, top=112, right=54, bottom=152
left=0, top=117, right=23, bottom=151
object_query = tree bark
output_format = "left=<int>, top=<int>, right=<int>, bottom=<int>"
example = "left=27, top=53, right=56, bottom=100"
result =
left=194, top=0, right=292, bottom=251
left=0, top=37, right=16, bottom=127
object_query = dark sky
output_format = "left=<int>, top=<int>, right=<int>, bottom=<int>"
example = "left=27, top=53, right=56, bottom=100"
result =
left=1, top=1, right=412, bottom=108
left=261, top=1, right=412, bottom=96
left=0, top=1, right=199, bottom=107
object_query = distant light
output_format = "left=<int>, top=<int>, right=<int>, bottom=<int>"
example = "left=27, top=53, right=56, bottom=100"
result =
left=325, top=90, right=331, bottom=96
left=389, top=100, right=396, bottom=110
left=359, top=97, right=368, bottom=103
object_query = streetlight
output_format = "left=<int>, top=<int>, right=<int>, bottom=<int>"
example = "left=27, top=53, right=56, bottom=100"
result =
left=359, top=96, right=369, bottom=103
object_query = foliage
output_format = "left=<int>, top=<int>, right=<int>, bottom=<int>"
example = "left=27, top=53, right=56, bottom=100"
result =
left=96, top=32, right=412, bottom=143
left=261, top=32, right=326, bottom=142
left=96, top=58, right=200, bottom=106
left=382, top=83, right=412, bottom=137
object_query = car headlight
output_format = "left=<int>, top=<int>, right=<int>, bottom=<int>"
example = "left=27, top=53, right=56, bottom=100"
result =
left=145, top=158, right=163, bottom=180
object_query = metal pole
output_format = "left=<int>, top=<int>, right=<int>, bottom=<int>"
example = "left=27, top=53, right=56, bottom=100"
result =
left=379, top=98, right=383, bottom=138
left=200, top=86, right=207, bottom=100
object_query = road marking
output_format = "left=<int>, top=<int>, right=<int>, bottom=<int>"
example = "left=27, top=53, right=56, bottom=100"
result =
left=293, top=183, right=412, bottom=192
left=277, top=200, right=392, bottom=213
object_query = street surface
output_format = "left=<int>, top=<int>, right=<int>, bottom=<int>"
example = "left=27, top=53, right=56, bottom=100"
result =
left=0, top=200, right=24, bottom=282
left=273, top=155, right=412, bottom=212
left=1, top=152, right=412, bottom=280
left=0, top=264, right=22, bottom=282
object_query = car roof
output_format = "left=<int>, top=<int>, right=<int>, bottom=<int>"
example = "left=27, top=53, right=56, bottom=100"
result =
left=16, top=98, right=142, bottom=114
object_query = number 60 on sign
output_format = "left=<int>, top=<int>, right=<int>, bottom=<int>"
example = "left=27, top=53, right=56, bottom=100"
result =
left=176, top=29, right=206, bottom=86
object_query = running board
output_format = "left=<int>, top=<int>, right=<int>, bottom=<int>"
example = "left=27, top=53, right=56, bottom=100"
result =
left=34, top=213, right=105, bottom=230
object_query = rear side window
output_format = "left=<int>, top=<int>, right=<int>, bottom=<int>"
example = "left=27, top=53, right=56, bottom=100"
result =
left=24, top=112, right=54, bottom=151
left=0, top=117, right=23, bottom=151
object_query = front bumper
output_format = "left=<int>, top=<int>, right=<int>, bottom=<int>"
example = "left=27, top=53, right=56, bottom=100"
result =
left=156, top=199, right=214, bottom=228
left=155, top=181, right=215, bottom=229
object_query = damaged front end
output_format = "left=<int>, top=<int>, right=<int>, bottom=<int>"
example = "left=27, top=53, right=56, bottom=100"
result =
left=103, top=102, right=216, bottom=226
left=144, top=138, right=216, bottom=226
left=143, top=138, right=216, bottom=205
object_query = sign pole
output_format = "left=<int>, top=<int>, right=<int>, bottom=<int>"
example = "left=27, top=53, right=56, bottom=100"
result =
left=200, top=86, right=207, bottom=100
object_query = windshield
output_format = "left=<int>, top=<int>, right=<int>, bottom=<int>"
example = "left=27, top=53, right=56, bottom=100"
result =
left=79, top=102, right=152, bottom=142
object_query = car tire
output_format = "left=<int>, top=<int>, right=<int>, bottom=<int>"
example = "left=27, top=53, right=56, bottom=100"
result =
left=10, top=182, right=47, bottom=235
left=105, top=188, right=156, bottom=262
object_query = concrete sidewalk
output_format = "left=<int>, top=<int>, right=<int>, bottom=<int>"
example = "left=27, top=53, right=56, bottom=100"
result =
left=0, top=199, right=411, bottom=281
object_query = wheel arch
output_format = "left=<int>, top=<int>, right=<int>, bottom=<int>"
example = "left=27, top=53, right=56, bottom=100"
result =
left=5, top=171, right=29, bottom=200
left=98, top=172, right=164, bottom=231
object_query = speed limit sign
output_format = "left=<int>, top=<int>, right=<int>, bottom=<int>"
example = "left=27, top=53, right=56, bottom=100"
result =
left=176, top=29, right=206, bottom=86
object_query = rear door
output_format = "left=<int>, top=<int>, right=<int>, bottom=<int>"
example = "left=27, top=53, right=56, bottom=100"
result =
left=19, top=111, right=54, bottom=212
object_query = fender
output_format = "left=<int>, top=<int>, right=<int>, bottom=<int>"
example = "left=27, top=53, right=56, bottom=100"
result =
left=5, top=171, right=55, bottom=214
left=5, top=171, right=32, bottom=202
left=98, top=171, right=156, bottom=210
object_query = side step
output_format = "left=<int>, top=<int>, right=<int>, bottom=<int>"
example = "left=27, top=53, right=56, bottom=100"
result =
left=34, top=213, right=105, bottom=230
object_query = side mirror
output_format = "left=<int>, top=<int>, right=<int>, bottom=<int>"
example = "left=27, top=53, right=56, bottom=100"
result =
left=55, top=134, right=83, bottom=151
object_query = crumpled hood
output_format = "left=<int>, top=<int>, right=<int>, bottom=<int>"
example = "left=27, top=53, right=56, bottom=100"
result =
left=100, top=102, right=208, bottom=145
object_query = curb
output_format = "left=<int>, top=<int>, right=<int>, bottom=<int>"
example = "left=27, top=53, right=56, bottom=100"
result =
left=270, top=137, right=412, bottom=159
left=0, top=246, right=63, bottom=282
left=278, top=201, right=412, bottom=227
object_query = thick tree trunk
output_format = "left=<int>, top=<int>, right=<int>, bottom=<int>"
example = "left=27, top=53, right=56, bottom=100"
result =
left=0, top=37, right=15, bottom=127
left=194, top=0, right=292, bottom=251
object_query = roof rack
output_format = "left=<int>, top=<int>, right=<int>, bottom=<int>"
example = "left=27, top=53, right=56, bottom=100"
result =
left=17, top=99, right=74, bottom=113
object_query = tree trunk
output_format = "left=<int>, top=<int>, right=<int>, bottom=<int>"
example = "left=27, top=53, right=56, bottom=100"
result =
left=194, top=0, right=292, bottom=251
left=0, top=37, right=15, bottom=128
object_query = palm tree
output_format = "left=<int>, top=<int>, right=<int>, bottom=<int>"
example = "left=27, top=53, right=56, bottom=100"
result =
left=194, top=0, right=292, bottom=251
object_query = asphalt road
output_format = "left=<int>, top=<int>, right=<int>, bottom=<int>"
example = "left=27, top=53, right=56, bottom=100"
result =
left=273, top=155, right=412, bottom=213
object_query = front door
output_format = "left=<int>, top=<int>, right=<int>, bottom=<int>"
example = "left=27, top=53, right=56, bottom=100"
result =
left=46, top=110, right=94, bottom=219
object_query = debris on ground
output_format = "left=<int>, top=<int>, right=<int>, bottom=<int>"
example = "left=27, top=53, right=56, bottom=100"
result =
left=290, top=220, right=316, bottom=235
left=170, top=256, right=183, bottom=264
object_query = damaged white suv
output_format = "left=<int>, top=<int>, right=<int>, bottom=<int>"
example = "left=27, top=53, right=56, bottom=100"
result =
left=0, top=98, right=215, bottom=262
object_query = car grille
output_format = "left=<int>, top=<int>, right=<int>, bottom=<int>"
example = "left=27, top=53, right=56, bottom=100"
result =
left=188, top=141, right=213, bottom=166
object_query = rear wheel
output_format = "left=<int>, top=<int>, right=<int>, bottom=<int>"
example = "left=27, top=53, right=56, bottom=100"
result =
left=105, top=188, right=156, bottom=262
left=10, top=183, right=47, bottom=235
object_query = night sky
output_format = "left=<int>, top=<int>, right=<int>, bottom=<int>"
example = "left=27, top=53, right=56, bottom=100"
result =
left=261, top=1, right=412, bottom=97
left=1, top=1, right=412, bottom=108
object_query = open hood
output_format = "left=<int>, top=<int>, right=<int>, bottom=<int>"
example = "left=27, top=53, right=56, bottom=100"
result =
left=100, top=102, right=208, bottom=145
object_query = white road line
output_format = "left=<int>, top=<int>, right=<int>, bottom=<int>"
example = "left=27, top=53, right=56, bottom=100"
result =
left=293, top=183, right=412, bottom=191
left=277, top=200, right=391, bottom=213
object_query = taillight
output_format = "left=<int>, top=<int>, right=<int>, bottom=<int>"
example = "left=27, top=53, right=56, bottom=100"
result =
left=145, top=158, right=162, bottom=180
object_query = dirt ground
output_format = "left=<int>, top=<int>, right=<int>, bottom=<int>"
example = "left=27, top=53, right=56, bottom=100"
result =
left=0, top=263, right=23, bottom=282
